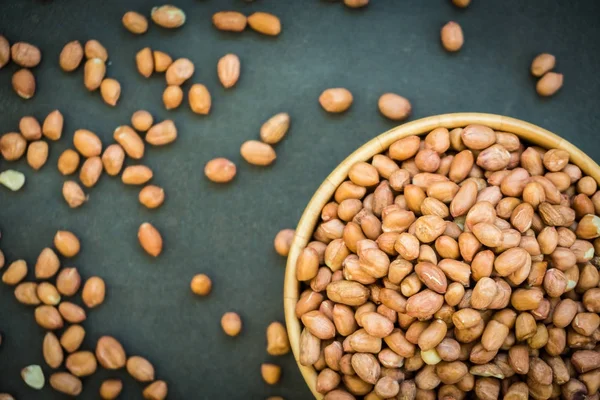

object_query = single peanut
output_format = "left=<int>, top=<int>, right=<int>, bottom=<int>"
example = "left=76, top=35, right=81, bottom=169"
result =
left=213, top=11, right=247, bottom=32
left=26, top=140, right=48, bottom=170
left=151, top=5, right=186, bottom=28
left=441, top=21, right=464, bottom=52
left=188, top=84, right=211, bottom=114
left=378, top=93, right=411, bottom=121
left=205, top=157, right=237, bottom=183
left=122, top=11, right=148, bottom=34
left=247, top=12, right=281, bottom=36
left=217, top=53, right=240, bottom=88
left=319, top=88, right=353, bottom=113
left=139, top=185, right=165, bottom=209
left=190, top=274, right=212, bottom=296
left=138, top=222, right=163, bottom=257
left=221, top=312, right=242, bottom=336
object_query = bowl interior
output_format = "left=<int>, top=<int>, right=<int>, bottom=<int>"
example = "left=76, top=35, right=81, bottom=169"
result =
left=283, top=112, right=600, bottom=399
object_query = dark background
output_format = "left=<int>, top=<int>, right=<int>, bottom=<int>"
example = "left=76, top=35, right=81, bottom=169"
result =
left=0, top=0, right=599, bottom=399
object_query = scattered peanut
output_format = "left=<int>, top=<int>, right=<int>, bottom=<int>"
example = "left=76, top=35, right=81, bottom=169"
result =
left=221, top=312, right=242, bottom=336
left=162, top=85, right=183, bottom=109
left=240, top=140, right=276, bottom=166
left=274, top=229, right=295, bottom=256
left=190, top=274, right=212, bottom=296
left=143, top=380, right=168, bottom=400
left=537, top=72, right=563, bottom=97
left=146, top=120, right=177, bottom=145
left=19, top=116, right=42, bottom=140
left=138, top=222, right=163, bottom=257
left=531, top=53, right=556, bottom=77
left=204, top=157, right=237, bottom=183
left=82, top=276, right=106, bottom=308
left=12, top=68, right=35, bottom=99
left=441, top=21, right=464, bottom=52
left=26, top=140, right=48, bottom=170
left=122, top=11, right=149, bottom=34
left=188, top=84, right=212, bottom=114
left=153, top=50, right=172, bottom=72
left=247, top=12, right=281, bottom=36
left=102, top=144, right=125, bottom=175
left=42, top=110, right=64, bottom=140
left=319, top=88, right=353, bottom=113
left=84, top=40, right=108, bottom=61
left=139, top=185, right=165, bottom=209
left=260, top=113, right=290, bottom=145
left=151, top=5, right=186, bottom=28
left=136, top=47, right=154, bottom=78
left=378, top=93, right=412, bottom=121
left=122, top=165, right=153, bottom=185
left=213, top=11, right=247, bottom=32
left=217, top=53, right=240, bottom=88
left=0, top=170, right=25, bottom=191
left=165, top=58, right=194, bottom=85
left=132, top=110, right=154, bottom=131
left=84, top=58, right=106, bottom=91
left=100, top=78, right=121, bottom=106
left=59, top=41, right=84, bottom=72
left=100, top=379, right=123, bottom=400
left=21, top=365, right=45, bottom=389
left=62, top=181, right=88, bottom=208
left=11, top=42, right=41, bottom=67
left=261, top=363, right=282, bottom=385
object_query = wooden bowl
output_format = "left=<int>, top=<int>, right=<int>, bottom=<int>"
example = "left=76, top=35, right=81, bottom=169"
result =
left=283, top=112, right=600, bottom=399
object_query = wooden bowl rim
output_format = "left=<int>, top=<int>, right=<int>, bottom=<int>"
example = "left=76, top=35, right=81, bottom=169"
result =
left=283, top=112, right=600, bottom=399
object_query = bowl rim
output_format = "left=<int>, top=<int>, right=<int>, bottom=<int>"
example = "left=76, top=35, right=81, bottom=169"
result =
left=283, top=112, right=600, bottom=399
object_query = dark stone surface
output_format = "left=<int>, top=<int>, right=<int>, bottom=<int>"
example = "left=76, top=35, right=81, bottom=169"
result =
left=0, top=0, right=599, bottom=399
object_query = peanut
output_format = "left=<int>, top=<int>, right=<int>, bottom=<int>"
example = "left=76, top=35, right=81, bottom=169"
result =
left=221, top=312, right=242, bottom=336
left=190, top=274, right=212, bottom=296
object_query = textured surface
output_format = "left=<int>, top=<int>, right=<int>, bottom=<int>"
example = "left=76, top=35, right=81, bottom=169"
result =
left=0, top=0, right=599, bottom=399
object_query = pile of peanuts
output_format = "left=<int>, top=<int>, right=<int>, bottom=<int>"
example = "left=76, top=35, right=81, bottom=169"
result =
left=293, top=124, right=600, bottom=399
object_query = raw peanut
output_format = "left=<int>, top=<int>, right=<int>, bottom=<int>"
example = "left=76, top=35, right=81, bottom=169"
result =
left=122, top=165, right=153, bottom=185
left=35, top=305, right=63, bottom=330
left=576, top=214, right=600, bottom=239
left=132, top=110, right=154, bottom=131
left=476, top=144, right=510, bottom=171
left=553, top=298, right=578, bottom=328
left=204, top=157, right=237, bottom=183
left=151, top=5, right=186, bottom=28
left=449, top=150, right=474, bottom=183
left=452, top=308, right=481, bottom=330
left=273, top=229, right=296, bottom=257
left=213, top=11, right=247, bottom=32
left=188, top=84, right=211, bottom=114
left=84, top=58, right=106, bottom=91
left=96, top=336, right=126, bottom=369
left=471, top=223, right=502, bottom=247
left=0, top=132, right=26, bottom=161
left=419, top=320, right=447, bottom=351
left=122, top=11, right=148, bottom=34
left=372, top=155, right=400, bottom=179
left=143, top=380, right=168, bottom=400
left=543, top=148, right=569, bottom=171
left=240, top=140, right=276, bottom=166
left=65, top=351, right=97, bottom=377
left=444, top=282, right=465, bottom=307
left=327, top=280, right=369, bottom=306
left=395, top=233, right=420, bottom=260
left=349, top=162, right=379, bottom=187
left=361, top=311, right=394, bottom=338
left=102, top=144, right=125, bottom=176
left=378, top=93, right=411, bottom=121
left=139, top=185, right=165, bottom=209
left=302, top=310, right=335, bottom=339
left=35, top=247, right=60, bottom=279
left=43, top=332, right=64, bottom=368
left=14, top=282, right=40, bottom=305
left=59, top=41, right=84, bottom=71
left=317, top=368, right=341, bottom=394
left=435, top=361, right=468, bottom=385
left=113, top=125, right=144, bottom=159
left=406, top=289, right=444, bottom=319
left=100, top=379, right=123, bottom=399
left=414, top=262, right=447, bottom=294
left=136, top=47, right=154, bottom=78
left=217, top=53, right=240, bottom=88
left=0, top=35, right=9, bottom=68
left=126, top=356, right=155, bottom=382
left=247, top=12, right=281, bottom=36
left=166, top=58, right=194, bottom=85
left=84, top=40, right=107, bottom=61
left=58, top=302, right=86, bottom=323
left=100, top=78, right=121, bottom=106
left=221, top=311, right=242, bottom=336
left=261, top=363, right=281, bottom=385
left=470, top=277, right=497, bottom=309
left=577, top=175, right=597, bottom=194
left=153, top=50, right=172, bottom=72
left=495, top=131, right=520, bottom=151
left=21, top=365, right=45, bottom=389
left=449, top=180, right=477, bottom=217
left=79, top=156, right=103, bottom=187
left=345, top=0, right=370, bottom=7
left=82, top=276, right=106, bottom=308
left=319, top=88, right=353, bottom=113
left=266, top=321, right=290, bottom=355
left=12, top=69, right=35, bottom=99
left=494, top=247, right=529, bottom=276
left=49, top=372, right=82, bottom=396
left=26, top=140, right=48, bottom=170
left=56, top=268, right=81, bottom=297
left=163, top=85, right=183, bottom=109
left=352, top=353, right=380, bottom=384
left=531, top=53, right=555, bottom=77
left=537, top=72, right=563, bottom=96
left=43, top=110, right=64, bottom=140
left=300, top=327, right=321, bottom=365
left=389, top=136, right=420, bottom=161
left=438, top=259, right=471, bottom=286
left=190, top=273, right=212, bottom=296
left=138, top=222, right=162, bottom=257
left=146, top=120, right=177, bottom=145
left=441, top=21, right=464, bottom=52
left=73, top=129, right=102, bottom=157
left=19, top=116, right=42, bottom=140
left=461, top=125, right=496, bottom=150
left=414, top=215, right=446, bottom=243
left=37, top=282, right=60, bottom=305
left=572, top=350, right=600, bottom=373
left=415, top=149, right=441, bottom=172
left=60, top=325, right=85, bottom=353
left=260, top=112, right=290, bottom=144
left=11, top=42, right=41, bottom=67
